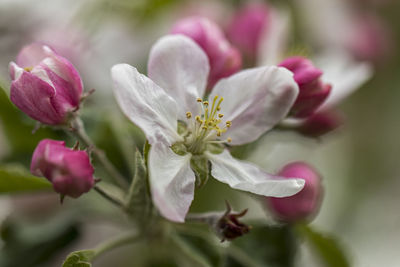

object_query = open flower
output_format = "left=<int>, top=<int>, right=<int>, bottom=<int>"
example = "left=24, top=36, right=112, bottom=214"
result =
left=171, top=16, right=242, bottom=88
left=111, top=35, right=304, bottom=222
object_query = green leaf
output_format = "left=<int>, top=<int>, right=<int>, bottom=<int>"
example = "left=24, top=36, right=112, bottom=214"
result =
left=0, top=165, right=52, bottom=194
left=125, top=149, right=152, bottom=225
left=63, top=250, right=95, bottom=267
left=225, top=224, right=298, bottom=267
left=0, top=215, right=81, bottom=267
left=296, top=224, right=350, bottom=267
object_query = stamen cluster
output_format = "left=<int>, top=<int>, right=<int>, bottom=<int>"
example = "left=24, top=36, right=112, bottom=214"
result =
left=182, top=95, right=232, bottom=154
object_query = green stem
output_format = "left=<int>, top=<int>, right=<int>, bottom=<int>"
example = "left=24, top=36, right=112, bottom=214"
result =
left=170, top=234, right=212, bottom=267
left=69, top=117, right=128, bottom=189
left=176, top=226, right=262, bottom=267
left=92, top=232, right=142, bottom=261
left=226, top=245, right=264, bottom=267
left=93, top=185, right=124, bottom=208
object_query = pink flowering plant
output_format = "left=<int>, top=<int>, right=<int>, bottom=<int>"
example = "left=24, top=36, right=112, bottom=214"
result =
left=0, top=0, right=392, bottom=266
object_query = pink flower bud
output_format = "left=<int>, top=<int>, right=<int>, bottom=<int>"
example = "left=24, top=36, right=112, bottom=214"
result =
left=9, top=43, right=83, bottom=125
left=171, top=16, right=242, bottom=88
left=298, top=110, right=344, bottom=137
left=227, top=3, right=270, bottom=59
left=346, top=14, right=392, bottom=63
left=279, top=56, right=332, bottom=118
left=31, top=139, right=94, bottom=198
left=266, top=162, right=323, bottom=223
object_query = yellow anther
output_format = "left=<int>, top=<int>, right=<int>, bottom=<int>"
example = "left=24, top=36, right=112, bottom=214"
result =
left=186, top=112, right=192, bottom=119
left=197, top=98, right=203, bottom=102
left=203, top=101, right=209, bottom=106
left=202, top=125, right=208, bottom=130
left=217, top=131, right=221, bottom=137
left=218, top=114, right=224, bottom=118
left=24, top=66, right=33, bottom=72
left=227, top=137, right=232, bottom=143
left=217, top=107, right=221, bottom=111
left=226, top=121, right=232, bottom=128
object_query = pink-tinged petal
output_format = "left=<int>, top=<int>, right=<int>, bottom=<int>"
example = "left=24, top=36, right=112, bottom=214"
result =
left=279, top=56, right=323, bottom=85
left=209, top=66, right=298, bottom=145
left=171, top=17, right=241, bottom=89
left=16, top=42, right=50, bottom=68
left=30, top=139, right=65, bottom=176
left=148, top=35, right=209, bottom=120
left=111, top=64, right=182, bottom=145
left=42, top=64, right=81, bottom=110
left=10, top=71, right=66, bottom=124
left=266, top=162, right=323, bottom=222
left=298, top=109, right=343, bottom=137
left=227, top=3, right=270, bottom=58
left=9, top=62, right=24, bottom=81
left=205, top=150, right=304, bottom=197
left=292, top=83, right=332, bottom=118
left=316, top=52, right=373, bottom=111
left=31, top=139, right=94, bottom=198
left=41, top=52, right=83, bottom=105
left=148, top=142, right=195, bottom=223
left=54, top=151, right=95, bottom=198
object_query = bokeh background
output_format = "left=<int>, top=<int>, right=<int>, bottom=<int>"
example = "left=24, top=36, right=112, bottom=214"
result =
left=0, top=0, right=399, bottom=266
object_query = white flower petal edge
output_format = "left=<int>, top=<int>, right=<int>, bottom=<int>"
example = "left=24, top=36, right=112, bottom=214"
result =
left=316, top=52, right=373, bottom=111
left=111, top=64, right=182, bottom=145
left=205, top=150, right=305, bottom=197
left=149, top=142, right=195, bottom=223
left=257, top=8, right=291, bottom=66
left=148, top=35, right=210, bottom=120
left=210, top=66, right=299, bottom=145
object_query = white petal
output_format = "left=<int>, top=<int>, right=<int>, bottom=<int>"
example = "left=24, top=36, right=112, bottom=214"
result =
left=149, top=142, right=195, bottom=223
left=294, top=0, right=354, bottom=49
left=210, top=66, right=299, bottom=145
left=257, top=8, right=291, bottom=66
left=111, top=64, right=182, bottom=145
left=205, top=150, right=304, bottom=197
left=316, top=51, right=373, bottom=111
left=148, top=35, right=210, bottom=120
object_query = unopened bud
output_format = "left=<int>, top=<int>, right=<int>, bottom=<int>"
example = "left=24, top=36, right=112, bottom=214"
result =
left=9, top=43, right=83, bottom=125
left=227, top=3, right=270, bottom=60
left=298, top=110, right=343, bottom=137
left=266, top=162, right=323, bottom=223
left=31, top=139, right=95, bottom=198
left=279, top=56, right=332, bottom=118
left=171, top=16, right=242, bottom=88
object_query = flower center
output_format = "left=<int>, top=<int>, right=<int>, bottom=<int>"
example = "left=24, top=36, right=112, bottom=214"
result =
left=179, top=95, right=232, bottom=155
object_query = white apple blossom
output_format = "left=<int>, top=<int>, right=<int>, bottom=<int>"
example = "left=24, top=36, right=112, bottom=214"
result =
left=111, top=35, right=305, bottom=222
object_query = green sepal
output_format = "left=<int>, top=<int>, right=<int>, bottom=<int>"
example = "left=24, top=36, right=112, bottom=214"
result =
left=206, top=143, right=224, bottom=154
left=124, top=149, right=152, bottom=226
left=177, top=120, right=188, bottom=135
left=190, top=155, right=211, bottom=188
left=171, top=142, right=188, bottom=156
left=62, top=250, right=95, bottom=267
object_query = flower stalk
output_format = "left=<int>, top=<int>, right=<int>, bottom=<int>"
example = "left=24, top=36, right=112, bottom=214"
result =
left=69, top=116, right=128, bottom=189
